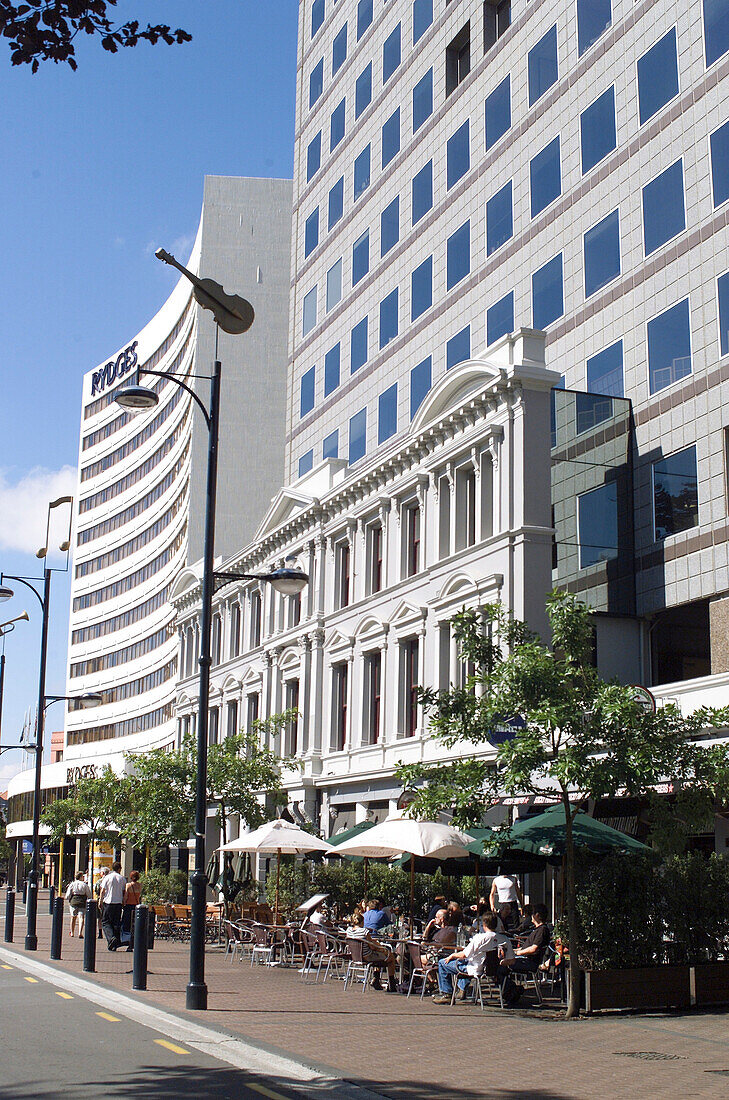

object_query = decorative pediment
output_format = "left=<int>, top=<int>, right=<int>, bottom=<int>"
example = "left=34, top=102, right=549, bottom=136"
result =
left=388, top=599, right=425, bottom=637
left=278, top=646, right=301, bottom=673
left=221, top=673, right=241, bottom=693
left=325, top=628, right=352, bottom=657
left=254, top=486, right=317, bottom=541
left=169, top=564, right=203, bottom=602
left=241, top=665, right=263, bottom=689
left=409, top=359, right=503, bottom=435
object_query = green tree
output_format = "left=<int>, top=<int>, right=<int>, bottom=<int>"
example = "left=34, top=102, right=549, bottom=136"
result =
left=41, top=767, right=120, bottom=875
left=397, top=592, right=729, bottom=1018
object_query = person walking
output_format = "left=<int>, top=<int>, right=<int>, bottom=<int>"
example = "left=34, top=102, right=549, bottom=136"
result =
left=95, top=868, right=109, bottom=940
left=65, top=872, right=92, bottom=938
left=121, top=870, right=143, bottom=952
left=99, top=861, right=126, bottom=951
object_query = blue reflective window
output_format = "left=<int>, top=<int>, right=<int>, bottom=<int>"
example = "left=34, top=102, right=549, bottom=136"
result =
left=642, top=160, right=685, bottom=256
left=578, top=484, right=618, bottom=568
left=587, top=340, right=624, bottom=397
left=381, top=196, right=400, bottom=256
left=323, top=430, right=339, bottom=460
left=330, top=98, right=345, bottom=151
left=530, top=136, right=561, bottom=217
left=532, top=254, right=564, bottom=329
left=485, top=75, right=511, bottom=152
left=411, top=255, right=432, bottom=320
left=328, top=177, right=344, bottom=230
left=378, top=382, right=398, bottom=443
left=413, top=0, right=433, bottom=44
left=584, top=209, right=620, bottom=297
left=577, top=0, right=611, bottom=56
left=299, top=449, right=314, bottom=477
left=357, top=0, right=373, bottom=39
left=580, top=86, right=616, bottom=173
left=446, top=326, right=470, bottom=370
left=354, top=144, right=371, bottom=201
left=351, top=316, right=368, bottom=373
left=413, top=67, right=433, bottom=132
left=486, top=180, right=513, bottom=255
left=302, top=286, right=317, bottom=336
left=349, top=407, right=367, bottom=463
left=705, top=0, right=729, bottom=65
left=380, top=288, right=399, bottom=348
left=382, top=108, right=400, bottom=168
left=410, top=356, right=431, bottom=417
left=352, top=229, right=370, bottom=286
left=648, top=298, right=691, bottom=394
left=711, top=120, right=729, bottom=207
left=383, top=23, right=401, bottom=83
left=309, top=59, right=324, bottom=108
left=487, top=291, right=514, bottom=346
left=447, top=121, right=470, bottom=189
left=304, top=208, right=319, bottom=258
left=637, top=29, right=679, bottom=125
left=311, top=0, right=325, bottom=38
left=355, top=63, right=372, bottom=118
left=307, top=132, right=322, bottom=182
left=446, top=221, right=470, bottom=290
left=718, top=272, right=729, bottom=355
left=326, top=259, right=342, bottom=312
left=324, top=342, right=341, bottom=396
left=412, top=160, right=433, bottom=224
left=300, top=366, right=315, bottom=417
left=332, top=23, right=347, bottom=74
left=653, top=446, right=698, bottom=540
left=528, top=24, right=558, bottom=106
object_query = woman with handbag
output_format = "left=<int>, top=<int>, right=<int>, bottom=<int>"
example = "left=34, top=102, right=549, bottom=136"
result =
left=121, top=870, right=143, bottom=952
left=65, top=872, right=92, bottom=938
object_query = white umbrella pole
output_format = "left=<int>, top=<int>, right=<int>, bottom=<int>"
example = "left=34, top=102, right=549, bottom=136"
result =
left=409, top=855, right=415, bottom=938
left=275, top=848, right=281, bottom=925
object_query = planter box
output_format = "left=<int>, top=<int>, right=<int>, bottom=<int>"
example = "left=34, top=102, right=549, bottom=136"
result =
left=584, top=965, right=691, bottom=1012
left=694, top=962, right=729, bottom=1007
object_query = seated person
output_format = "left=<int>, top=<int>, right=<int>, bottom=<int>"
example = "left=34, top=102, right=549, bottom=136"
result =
left=500, top=903, right=551, bottom=1005
left=469, top=901, right=506, bottom=935
left=446, top=900, right=465, bottom=928
left=347, top=913, right=398, bottom=992
left=432, top=912, right=514, bottom=1004
left=426, top=894, right=448, bottom=923
left=514, top=903, right=534, bottom=936
left=499, top=902, right=520, bottom=933
left=363, top=898, right=392, bottom=933
left=422, top=908, right=458, bottom=947
left=304, top=902, right=331, bottom=931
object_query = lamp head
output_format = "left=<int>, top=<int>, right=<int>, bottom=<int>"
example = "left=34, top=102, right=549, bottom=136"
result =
left=114, top=385, right=159, bottom=412
left=268, top=566, right=308, bottom=596
left=36, top=547, right=48, bottom=560
left=59, top=540, right=71, bottom=553
left=0, top=585, right=14, bottom=603
left=79, top=693, right=104, bottom=709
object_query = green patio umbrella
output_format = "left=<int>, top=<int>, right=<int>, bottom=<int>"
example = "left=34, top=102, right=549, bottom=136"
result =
left=506, top=803, right=651, bottom=858
left=327, top=819, right=377, bottom=892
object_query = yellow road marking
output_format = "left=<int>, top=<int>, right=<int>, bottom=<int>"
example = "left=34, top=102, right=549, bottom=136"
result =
left=55, top=991, right=73, bottom=1000
left=248, top=1085, right=289, bottom=1100
left=1, top=964, right=13, bottom=969
left=154, top=1039, right=190, bottom=1055
left=23, top=976, right=39, bottom=983
left=96, top=1011, right=120, bottom=1022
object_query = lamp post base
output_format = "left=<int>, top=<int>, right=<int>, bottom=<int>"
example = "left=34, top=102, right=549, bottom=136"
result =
left=186, top=981, right=208, bottom=1010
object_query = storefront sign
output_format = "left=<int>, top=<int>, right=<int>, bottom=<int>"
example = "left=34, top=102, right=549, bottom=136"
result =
left=66, top=764, right=98, bottom=785
left=90, top=340, right=138, bottom=396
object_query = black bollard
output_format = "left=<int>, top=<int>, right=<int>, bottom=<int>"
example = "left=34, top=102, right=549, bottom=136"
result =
left=4, top=890, right=15, bottom=943
left=147, top=909, right=156, bottom=951
left=50, top=897, right=64, bottom=960
left=132, top=906, right=149, bottom=990
left=22, top=881, right=27, bottom=906
left=83, top=900, right=97, bottom=972
left=48, top=884, right=56, bottom=915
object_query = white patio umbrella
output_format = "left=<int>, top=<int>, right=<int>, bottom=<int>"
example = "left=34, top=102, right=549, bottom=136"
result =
left=218, top=819, right=334, bottom=923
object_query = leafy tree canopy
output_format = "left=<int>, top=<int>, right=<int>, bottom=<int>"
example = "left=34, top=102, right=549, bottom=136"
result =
left=40, top=766, right=120, bottom=847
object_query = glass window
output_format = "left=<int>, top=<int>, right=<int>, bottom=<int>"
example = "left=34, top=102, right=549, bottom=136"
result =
left=304, top=208, right=319, bottom=258
left=381, top=196, right=400, bottom=256
left=447, top=221, right=470, bottom=290
left=411, top=255, right=432, bottom=320
left=412, top=160, right=433, bottom=224
left=486, top=180, right=513, bottom=255
left=577, top=0, right=611, bottom=56
left=532, top=254, right=564, bottom=330
left=653, top=447, right=698, bottom=540
left=413, top=0, right=433, bottom=44
left=487, top=291, right=514, bottom=345
left=587, top=340, right=624, bottom=397
left=528, top=24, right=558, bottom=106
left=584, top=209, right=620, bottom=297
left=484, top=0, right=511, bottom=51
left=446, top=325, right=470, bottom=370
left=382, top=107, right=400, bottom=168
left=354, top=144, right=371, bottom=201
left=351, top=316, right=368, bottom=373
left=485, top=74, right=511, bottom=151
left=357, top=0, right=373, bottom=39
left=642, top=159, right=685, bottom=256
left=580, top=86, right=616, bottom=173
left=311, top=0, right=325, bottom=38
left=383, top=22, right=402, bottom=83
left=711, top=119, right=729, bottom=207
left=302, top=286, right=317, bottom=336
left=378, top=382, right=398, bottom=443
left=349, top=407, right=367, bottom=463
left=578, top=483, right=618, bottom=568
left=309, top=58, right=324, bottom=108
left=299, top=449, right=314, bottom=477
left=718, top=272, right=729, bottom=355
left=324, top=342, right=341, bottom=396
left=637, top=28, right=679, bottom=125
left=410, top=356, right=431, bottom=417
left=380, top=288, right=399, bottom=348
left=530, top=136, right=561, bottom=217
left=352, top=229, right=369, bottom=286
left=447, top=120, right=470, bottom=189
left=328, top=176, right=344, bottom=230
left=446, top=23, right=470, bottom=95
left=326, top=258, right=342, bottom=311
left=413, top=67, right=433, bottom=132
left=300, top=366, right=315, bottom=417
left=307, top=132, right=322, bottom=182
left=705, top=0, right=729, bottom=66
left=355, top=62, right=372, bottom=118
left=647, top=298, right=691, bottom=394
left=332, top=22, right=347, bottom=74
left=323, top=429, right=339, bottom=460
left=330, top=98, right=345, bottom=151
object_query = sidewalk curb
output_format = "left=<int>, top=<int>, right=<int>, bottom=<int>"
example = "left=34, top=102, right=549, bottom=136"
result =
left=0, top=944, right=389, bottom=1100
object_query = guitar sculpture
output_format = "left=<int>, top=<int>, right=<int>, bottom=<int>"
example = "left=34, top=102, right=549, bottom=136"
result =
left=155, top=248, right=255, bottom=335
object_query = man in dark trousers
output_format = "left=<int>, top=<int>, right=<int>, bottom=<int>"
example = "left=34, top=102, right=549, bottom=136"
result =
left=99, top=861, right=126, bottom=951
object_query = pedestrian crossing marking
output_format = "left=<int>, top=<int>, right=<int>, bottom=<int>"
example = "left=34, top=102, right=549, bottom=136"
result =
left=55, top=991, right=73, bottom=999
left=154, top=1039, right=190, bottom=1055
left=96, top=1011, right=120, bottom=1022
left=1, top=964, right=13, bottom=969
left=248, top=1084, right=289, bottom=1100
left=23, top=976, right=39, bottom=983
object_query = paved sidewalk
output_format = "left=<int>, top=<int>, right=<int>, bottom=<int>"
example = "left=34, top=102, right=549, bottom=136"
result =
left=3, top=902, right=729, bottom=1099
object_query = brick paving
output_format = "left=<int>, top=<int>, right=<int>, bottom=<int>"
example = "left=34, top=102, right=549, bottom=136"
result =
left=3, top=901, right=729, bottom=1099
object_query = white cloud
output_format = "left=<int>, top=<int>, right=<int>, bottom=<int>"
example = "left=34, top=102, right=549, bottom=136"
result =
left=0, top=760, right=22, bottom=788
left=0, top=466, right=77, bottom=555
left=145, top=230, right=196, bottom=265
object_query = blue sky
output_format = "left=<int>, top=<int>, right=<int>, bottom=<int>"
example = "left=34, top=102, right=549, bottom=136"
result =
left=0, top=1, right=299, bottom=784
